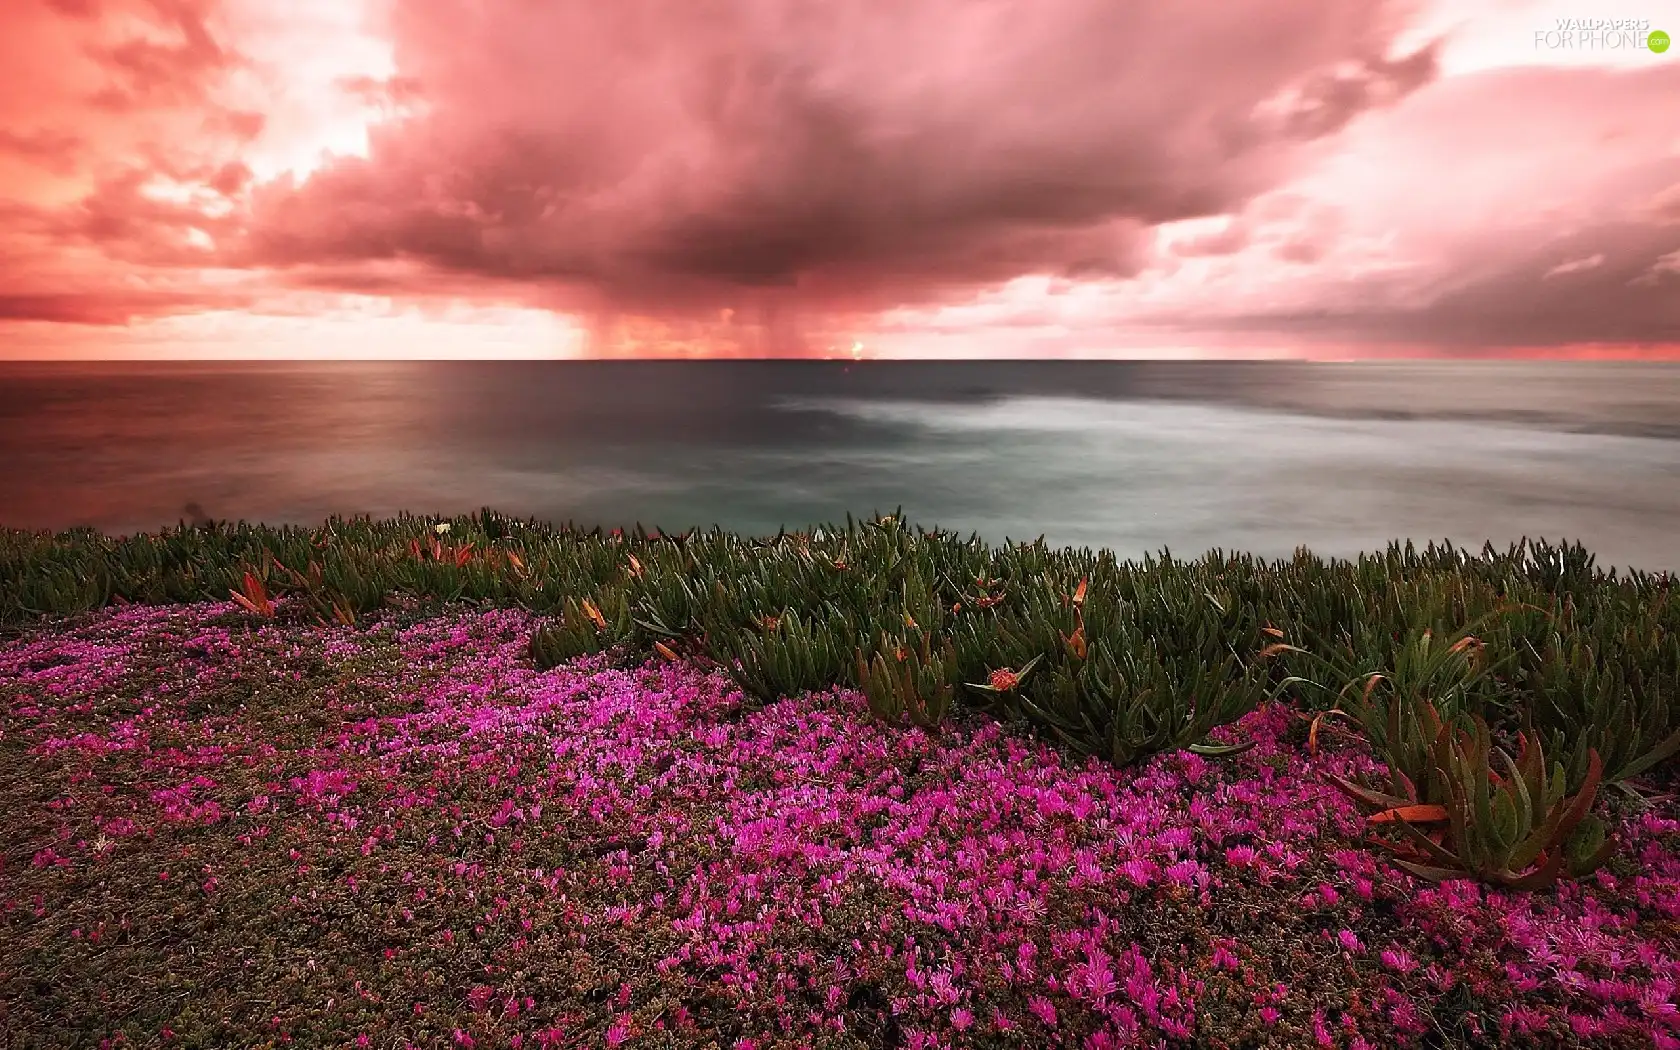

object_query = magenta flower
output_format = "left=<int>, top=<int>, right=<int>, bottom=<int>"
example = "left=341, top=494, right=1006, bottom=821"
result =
left=605, top=1017, right=631, bottom=1046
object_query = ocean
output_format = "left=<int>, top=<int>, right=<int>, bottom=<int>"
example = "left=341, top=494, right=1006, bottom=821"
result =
left=2, top=359, right=1677, bottom=572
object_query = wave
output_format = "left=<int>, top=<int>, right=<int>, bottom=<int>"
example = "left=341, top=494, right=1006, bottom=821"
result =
left=772, top=393, right=1680, bottom=442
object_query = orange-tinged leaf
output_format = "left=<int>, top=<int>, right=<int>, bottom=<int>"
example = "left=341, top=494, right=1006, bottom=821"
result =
left=1368, top=805, right=1450, bottom=825
left=654, top=641, right=680, bottom=662
left=1326, top=773, right=1415, bottom=811
left=1258, top=643, right=1293, bottom=659
left=1262, top=625, right=1286, bottom=638
left=1362, top=673, right=1386, bottom=705
left=628, top=554, right=644, bottom=578
left=903, top=612, right=919, bottom=629
left=581, top=598, right=608, bottom=631
left=231, top=572, right=276, bottom=617
left=1072, top=577, right=1088, bottom=606
left=1306, top=708, right=1360, bottom=756
left=1062, top=626, right=1087, bottom=660
left=409, top=538, right=424, bottom=560
left=454, top=543, right=476, bottom=568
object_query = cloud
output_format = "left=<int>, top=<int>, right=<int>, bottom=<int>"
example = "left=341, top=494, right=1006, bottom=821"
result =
left=84, top=0, right=240, bottom=111
left=1648, top=182, right=1680, bottom=226
left=1542, top=253, right=1604, bottom=279
left=0, top=291, right=199, bottom=324
left=226, top=0, right=1441, bottom=331
left=4, top=0, right=1679, bottom=357
left=1167, top=218, right=1252, bottom=258
left=43, top=0, right=101, bottom=18
left=1635, top=248, right=1680, bottom=288
left=1102, top=62, right=1680, bottom=350
left=0, top=129, right=84, bottom=173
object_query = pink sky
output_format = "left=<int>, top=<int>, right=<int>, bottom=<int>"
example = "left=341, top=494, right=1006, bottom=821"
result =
left=1, top=0, right=1676, bottom=360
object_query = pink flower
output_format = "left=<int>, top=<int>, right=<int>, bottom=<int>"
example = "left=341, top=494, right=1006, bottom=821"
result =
left=1165, top=860, right=1204, bottom=887
left=951, top=1007, right=974, bottom=1031
left=1028, top=995, right=1059, bottom=1027
left=1312, top=1010, right=1334, bottom=1047
left=1119, top=859, right=1157, bottom=887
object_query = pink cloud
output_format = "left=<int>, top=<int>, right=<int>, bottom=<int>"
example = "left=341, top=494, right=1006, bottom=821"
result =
left=0, top=0, right=1675, bottom=358
left=227, top=0, right=1440, bottom=337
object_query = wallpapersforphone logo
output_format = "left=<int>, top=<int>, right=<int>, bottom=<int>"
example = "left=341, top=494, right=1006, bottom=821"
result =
left=1534, top=19, right=1670, bottom=53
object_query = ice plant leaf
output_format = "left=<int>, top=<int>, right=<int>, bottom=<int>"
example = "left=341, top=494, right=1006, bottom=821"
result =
left=1187, top=738, right=1255, bottom=758
left=581, top=599, right=608, bottom=632
left=1564, top=815, right=1615, bottom=878
left=1062, top=625, right=1087, bottom=660
left=1326, top=773, right=1416, bottom=811
left=1368, top=804, right=1449, bottom=825
left=230, top=571, right=275, bottom=617
left=1389, top=859, right=1470, bottom=883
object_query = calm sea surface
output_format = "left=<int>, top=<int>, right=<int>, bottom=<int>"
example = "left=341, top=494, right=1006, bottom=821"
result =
left=2, top=360, right=1678, bottom=572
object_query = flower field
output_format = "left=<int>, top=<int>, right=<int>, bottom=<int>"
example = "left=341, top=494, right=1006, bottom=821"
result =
left=3, top=593, right=1677, bottom=1049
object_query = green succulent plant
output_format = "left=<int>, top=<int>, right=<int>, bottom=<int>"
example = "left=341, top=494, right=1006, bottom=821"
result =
left=855, top=631, right=959, bottom=730
left=1330, top=703, right=1614, bottom=890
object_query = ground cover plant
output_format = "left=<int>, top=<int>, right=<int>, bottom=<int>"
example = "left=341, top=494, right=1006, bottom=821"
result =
left=2, top=511, right=1677, bottom=1047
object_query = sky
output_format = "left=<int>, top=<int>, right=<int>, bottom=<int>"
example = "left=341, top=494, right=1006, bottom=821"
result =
left=0, top=0, right=1676, bottom=360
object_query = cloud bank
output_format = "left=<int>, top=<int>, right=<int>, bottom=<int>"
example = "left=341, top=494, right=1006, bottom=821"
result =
left=0, top=0, right=1676, bottom=357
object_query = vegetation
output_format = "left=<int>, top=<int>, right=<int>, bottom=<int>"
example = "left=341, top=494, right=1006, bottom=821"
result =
left=3, top=510, right=1678, bottom=1047
left=4, top=508, right=1678, bottom=887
